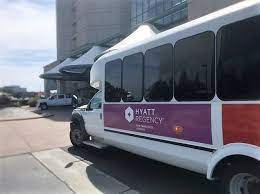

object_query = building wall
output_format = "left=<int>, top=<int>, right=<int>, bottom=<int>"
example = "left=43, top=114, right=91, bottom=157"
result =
left=74, top=0, right=131, bottom=49
left=55, top=0, right=131, bottom=98
left=131, top=0, right=188, bottom=29
left=56, top=0, right=131, bottom=59
left=56, top=0, right=74, bottom=60
left=188, top=0, right=244, bottom=21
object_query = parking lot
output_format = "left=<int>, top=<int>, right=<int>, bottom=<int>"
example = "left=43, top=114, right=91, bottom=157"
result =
left=0, top=107, right=219, bottom=194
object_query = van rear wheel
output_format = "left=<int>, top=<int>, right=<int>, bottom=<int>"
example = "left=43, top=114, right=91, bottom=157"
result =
left=221, top=164, right=260, bottom=194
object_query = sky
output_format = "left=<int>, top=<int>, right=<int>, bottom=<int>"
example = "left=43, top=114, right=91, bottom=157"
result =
left=0, top=0, right=56, bottom=92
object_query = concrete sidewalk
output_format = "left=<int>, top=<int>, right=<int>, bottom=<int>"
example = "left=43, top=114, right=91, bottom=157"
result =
left=0, top=149, right=139, bottom=194
left=0, top=154, right=74, bottom=194
left=0, top=107, right=53, bottom=122
left=33, top=148, right=139, bottom=194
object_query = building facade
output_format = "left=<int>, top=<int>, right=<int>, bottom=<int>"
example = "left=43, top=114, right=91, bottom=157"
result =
left=130, top=0, right=244, bottom=29
left=131, top=0, right=188, bottom=30
left=50, top=0, right=131, bottom=100
left=56, top=0, right=131, bottom=61
left=188, top=0, right=244, bottom=21
left=43, top=0, right=244, bottom=99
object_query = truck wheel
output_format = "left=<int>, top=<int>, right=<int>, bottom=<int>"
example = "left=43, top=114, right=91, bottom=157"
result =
left=221, top=164, right=260, bottom=194
left=70, top=124, right=88, bottom=147
left=40, top=103, right=48, bottom=110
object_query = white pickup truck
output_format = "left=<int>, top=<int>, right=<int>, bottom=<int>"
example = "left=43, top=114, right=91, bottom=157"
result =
left=37, top=94, right=72, bottom=110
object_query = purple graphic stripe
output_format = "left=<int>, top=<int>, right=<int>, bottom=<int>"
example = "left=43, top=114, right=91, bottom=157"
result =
left=104, top=104, right=212, bottom=145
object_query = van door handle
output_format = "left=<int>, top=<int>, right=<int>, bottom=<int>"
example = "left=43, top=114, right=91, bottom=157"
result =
left=100, top=113, right=102, bottom=120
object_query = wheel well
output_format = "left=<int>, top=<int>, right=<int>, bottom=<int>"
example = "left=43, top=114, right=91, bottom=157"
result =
left=71, top=115, right=85, bottom=131
left=212, top=155, right=259, bottom=179
left=71, top=118, right=81, bottom=129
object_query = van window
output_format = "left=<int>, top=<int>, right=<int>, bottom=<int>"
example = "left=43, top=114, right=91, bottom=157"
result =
left=122, top=53, right=143, bottom=102
left=90, top=92, right=102, bottom=109
left=174, top=31, right=215, bottom=101
left=144, top=44, right=173, bottom=102
left=217, top=16, right=260, bottom=100
left=105, top=59, right=122, bottom=102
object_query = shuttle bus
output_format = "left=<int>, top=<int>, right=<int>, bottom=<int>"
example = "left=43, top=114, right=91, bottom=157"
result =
left=70, top=1, right=260, bottom=193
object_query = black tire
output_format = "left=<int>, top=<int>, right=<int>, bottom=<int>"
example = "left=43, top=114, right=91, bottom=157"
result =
left=220, top=164, right=260, bottom=194
left=40, top=103, right=48, bottom=110
left=70, top=122, right=88, bottom=147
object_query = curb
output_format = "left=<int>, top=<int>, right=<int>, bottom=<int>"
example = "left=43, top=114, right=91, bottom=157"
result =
left=0, top=114, right=54, bottom=122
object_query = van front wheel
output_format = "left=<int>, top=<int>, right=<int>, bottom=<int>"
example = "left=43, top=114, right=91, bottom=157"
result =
left=70, top=126, right=88, bottom=147
left=221, top=165, right=260, bottom=194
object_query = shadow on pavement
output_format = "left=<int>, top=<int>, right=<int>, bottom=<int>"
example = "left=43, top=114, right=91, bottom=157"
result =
left=66, top=146, right=220, bottom=194
left=34, top=106, right=74, bottom=122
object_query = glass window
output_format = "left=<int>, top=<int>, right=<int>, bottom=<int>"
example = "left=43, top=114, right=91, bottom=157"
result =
left=172, top=11, right=180, bottom=22
left=131, top=17, right=137, bottom=27
left=156, top=3, right=164, bottom=15
left=144, top=44, right=173, bottom=101
left=174, top=31, right=215, bottom=101
left=66, top=94, right=71, bottom=98
left=105, top=59, right=122, bottom=102
left=58, top=95, right=64, bottom=99
left=172, top=0, right=181, bottom=6
left=143, top=11, right=149, bottom=21
left=122, top=53, right=143, bottom=102
left=90, top=92, right=102, bottom=110
left=148, top=7, right=156, bottom=18
left=49, top=95, right=56, bottom=100
left=163, top=14, right=172, bottom=25
left=156, top=0, right=164, bottom=6
left=217, top=16, right=260, bottom=100
left=137, top=0, right=143, bottom=15
left=164, top=0, right=172, bottom=10
left=136, top=15, right=143, bottom=24
left=143, top=0, right=150, bottom=12
left=131, top=0, right=137, bottom=18
left=149, top=0, right=156, bottom=8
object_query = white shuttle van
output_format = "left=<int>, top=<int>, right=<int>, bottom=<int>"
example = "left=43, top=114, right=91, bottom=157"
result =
left=70, top=1, right=260, bottom=193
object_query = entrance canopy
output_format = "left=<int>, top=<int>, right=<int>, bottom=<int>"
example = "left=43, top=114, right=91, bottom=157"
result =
left=110, top=24, right=159, bottom=50
left=40, top=58, right=75, bottom=80
left=59, top=46, right=107, bottom=75
left=95, top=24, right=159, bottom=61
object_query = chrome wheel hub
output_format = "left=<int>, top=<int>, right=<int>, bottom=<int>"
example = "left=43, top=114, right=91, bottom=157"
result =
left=230, top=173, right=260, bottom=194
